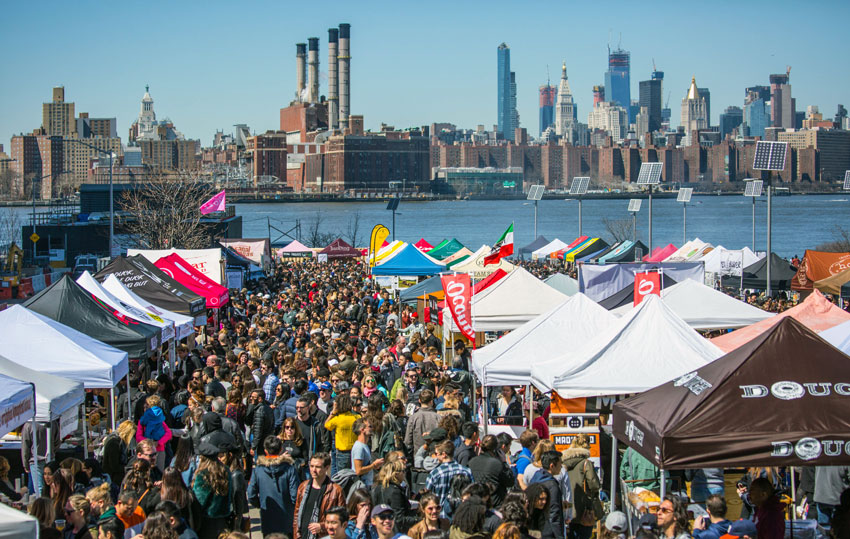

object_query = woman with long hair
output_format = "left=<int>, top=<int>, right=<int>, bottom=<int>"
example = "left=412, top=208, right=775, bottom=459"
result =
left=279, top=417, right=306, bottom=477
left=346, top=488, right=378, bottom=539
left=0, top=456, right=21, bottom=501
left=159, top=466, right=194, bottom=528
left=225, top=386, right=245, bottom=428
left=220, top=450, right=248, bottom=534
left=28, top=497, right=55, bottom=533
left=521, top=440, right=556, bottom=486
left=50, top=469, right=72, bottom=519
left=140, top=512, right=178, bottom=539
left=407, top=492, right=450, bottom=539
left=371, top=456, right=418, bottom=533
left=170, top=435, right=196, bottom=488
left=191, top=452, right=232, bottom=539
left=524, top=483, right=550, bottom=539
left=123, top=458, right=160, bottom=516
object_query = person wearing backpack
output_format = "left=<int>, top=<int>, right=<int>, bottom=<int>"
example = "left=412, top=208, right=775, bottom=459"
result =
left=514, top=430, right=539, bottom=490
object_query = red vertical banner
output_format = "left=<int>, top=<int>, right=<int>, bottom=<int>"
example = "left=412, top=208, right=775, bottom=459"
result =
left=441, top=274, right=475, bottom=342
left=634, top=271, right=661, bottom=306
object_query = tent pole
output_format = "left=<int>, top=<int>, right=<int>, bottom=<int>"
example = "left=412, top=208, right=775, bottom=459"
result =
left=169, top=340, right=176, bottom=376
left=110, top=387, right=116, bottom=431
left=528, top=384, right=534, bottom=428
left=791, top=466, right=797, bottom=520
left=31, top=414, right=40, bottom=497
left=126, top=372, right=131, bottom=422
left=482, top=366, right=489, bottom=436
left=46, top=425, right=53, bottom=463
left=659, top=468, right=666, bottom=499
left=82, top=405, right=88, bottom=458
left=610, top=435, right=618, bottom=510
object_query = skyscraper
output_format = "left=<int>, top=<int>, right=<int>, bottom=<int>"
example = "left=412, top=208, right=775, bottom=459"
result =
left=497, top=43, right=515, bottom=141
left=555, top=62, right=576, bottom=143
left=770, top=73, right=795, bottom=129
left=681, top=77, right=707, bottom=146
left=638, top=78, right=662, bottom=133
left=539, top=84, right=556, bottom=136
left=510, top=71, right=519, bottom=137
left=42, top=87, right=76, bottom=137
left=605, top=47, right=631, bottom=121
left=719, top=106, right=743, bottom=138
left=697, top=87, right=711, bottom=127
left=743, top=86, right=770, bottom=138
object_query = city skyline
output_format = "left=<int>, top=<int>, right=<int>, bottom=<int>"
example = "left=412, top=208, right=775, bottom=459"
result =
left=1, top=0, right=848, bottom=147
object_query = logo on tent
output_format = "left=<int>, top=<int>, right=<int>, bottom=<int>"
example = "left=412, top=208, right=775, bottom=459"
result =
left=625, top=420, right=644, bottom=446
left=673, top=372, right=712, bottom=395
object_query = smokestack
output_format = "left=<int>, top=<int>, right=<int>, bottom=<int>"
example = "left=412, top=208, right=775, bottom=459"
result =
left=328, top=28, right=339, bottom=130
left=338, top=23, right=351, bottom=129
left=307, top=37, right=319, bottom=104
left=295, top=43, right=307, bottom=102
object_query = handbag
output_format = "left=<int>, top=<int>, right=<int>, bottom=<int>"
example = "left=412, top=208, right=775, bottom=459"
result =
left=580, top=460, right=604, bottom=524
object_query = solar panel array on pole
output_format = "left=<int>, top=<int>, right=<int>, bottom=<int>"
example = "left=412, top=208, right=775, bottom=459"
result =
left=637, top=162, right=662, bottom=185
left=569, top=177, right=590, bottom=195
left=744, top=179, right=763, bottom=197
left=628, top=199, right=641, bottom=212
left=386, top=197, right=400, bottom=211
left=676, top=188, right=693, bottom=203
left=752, top=141, right=788, bottom=171
left=526, top=185, right=545, bottom=201
left=844, top=170, right=850, bottom=191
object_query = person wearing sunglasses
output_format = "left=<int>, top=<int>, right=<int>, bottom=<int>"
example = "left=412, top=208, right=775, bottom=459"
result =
left=371, top=504, right=413, bottom=539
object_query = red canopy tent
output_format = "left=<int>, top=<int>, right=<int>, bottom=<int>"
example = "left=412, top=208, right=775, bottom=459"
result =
left=414, top=239, right=434, bottom=251
left=643, top=243, right=678, bottom=262
left=321, top=238, right=361, bottom=259
left=155, top=254, right=229, bottom=308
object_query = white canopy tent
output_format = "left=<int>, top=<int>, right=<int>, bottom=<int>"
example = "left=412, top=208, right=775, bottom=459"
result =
left=0, top=355, right=83, bottom=424
left=532, top=239, right=569, bottom=260
left=450, top=245, right=515, bottom=279
left=698, top=246, right=763, bottom=276
left=665, top=238, right=711, bottom=262
left=443, top=267, right=568, bottom=333
left=610, top=278, right=775, bottom=330
left=472, top=293, right=616, bottom=386
left=544, top=273, right=580, bottom=296
left=101, top=273, right=194, bottom=340
left=77, top=271, right=175, bottom=343
left=0, top=496, right=38, bottom=537
left=531, top=294, right=723, bottom=396
left=821, top=320, right=850, bottom=355
left=0, top=373, right=35, bottom=438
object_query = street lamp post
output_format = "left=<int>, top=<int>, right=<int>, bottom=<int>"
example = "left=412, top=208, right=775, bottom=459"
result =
left=66, top=139, right=115, bottom=256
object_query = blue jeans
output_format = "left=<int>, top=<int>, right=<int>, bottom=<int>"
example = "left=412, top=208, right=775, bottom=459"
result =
left=28, top=461, right=44, bottom=496
left=817, top=502, right=836, bottom=528
left=332, top=448, right=351, bottom=477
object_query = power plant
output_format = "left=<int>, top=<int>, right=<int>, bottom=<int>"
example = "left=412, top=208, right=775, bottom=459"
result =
left=293, top=23, right=350, bottom=132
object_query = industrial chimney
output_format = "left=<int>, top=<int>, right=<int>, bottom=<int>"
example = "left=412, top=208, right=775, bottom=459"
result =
left=338, top=23, right=351, bottom=129
left=295, top=43, right=307, bottom=102
left=307, top=37, right=319, bottom=104
left=328, top=28, right=339, bottom=131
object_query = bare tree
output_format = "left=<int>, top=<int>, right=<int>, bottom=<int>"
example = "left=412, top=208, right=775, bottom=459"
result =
left=0, top=208, right=21, bottom=249
left=815, top=226, right=850, bottom=252
left=603, top=217, right=636, bottom=243
left=119, top=171, right=216, bottom=249
left=305, top=211, right=336, bottom=248
left=345, top=210, right=362, bottom=247
left=0, top=169, right=15, bottom=200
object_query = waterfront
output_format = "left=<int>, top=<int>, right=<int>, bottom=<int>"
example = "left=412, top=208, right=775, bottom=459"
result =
left=5, top=194, right=849, bottom=258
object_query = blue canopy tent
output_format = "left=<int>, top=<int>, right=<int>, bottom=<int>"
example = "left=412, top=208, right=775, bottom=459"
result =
left=372, top=244, right=445, bottom=276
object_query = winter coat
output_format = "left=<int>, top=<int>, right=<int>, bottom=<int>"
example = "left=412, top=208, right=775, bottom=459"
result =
left=562, top=447, right=600, bottom=519
left=407, top=518, right=450, bottom=539
left=192, top=469, right=232, bottom=519
left=469, top=452, right=515, bottom=507
left=245, top=401, right=275, bottom=451
left=247, top=454, right=300, bottom=535
left=371, top=482, right=420, bottom=533
left=404, top=406, right=440, bottom=453
left=139, top=406, right=168, bottom=441
left=528, top=469, right=565, bottom=539
left=136, top=417, right=173, bottom=452
left=293, top=477, right=346, bottom=539
left=453, top=443, right=476, bottom=468
left=296, top=415, right=332, bottom=457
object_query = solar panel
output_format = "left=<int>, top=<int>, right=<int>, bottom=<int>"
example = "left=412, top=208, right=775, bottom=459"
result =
left=744, top=179, right=763, bottom=197
left=628, top=199, right=642, bottom=212
left=637, top=162, right=663, bottom=185
left=569, top=177, right=590, bottom=196
left=526, top=185, right=545, bottom=201
left=844, top=170, right=850, bottom=191
left=386, top=197, right=400, bottom=211
left=676, top=187, right=693, bottom=203
left=752, top=141, right=788, bottom=171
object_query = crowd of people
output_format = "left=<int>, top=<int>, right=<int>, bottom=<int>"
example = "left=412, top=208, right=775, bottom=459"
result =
left=12, top=257, right=850, bottom=539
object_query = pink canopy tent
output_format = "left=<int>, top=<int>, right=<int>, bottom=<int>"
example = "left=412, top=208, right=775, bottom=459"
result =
left=414, top=239, right=434, bottom=251
left=643, top=243, right=678, bottom=262
left=155, top=254, right=229, bottom=308
left=277, top=240, right=313, bottom=256
left=711, top=289, right=850, bottom=352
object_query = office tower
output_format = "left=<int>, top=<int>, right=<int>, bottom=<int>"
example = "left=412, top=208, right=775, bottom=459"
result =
left=697, top=87, right=711, bottom=127
left=42, top=87, right=76, bottom=137
left=770, top=73, right=795, bottom=129
left=743, top=87, right=771, bottom=138
left=639, top=78, right=663, bottom=133
left=588, top=102, right=628, bottom=144
left=681, top=77, right=707, bottom=145
left=510, top=71, right=519, bottom=136
left=719, top=106, right=743, bottom=138
left=497, top=43, right=513, bottom=140
left=539, top=84, right=556, bottom=136
left=605, top=47, right=631, bottom=121
left=555, top=62, right=576, bottom=142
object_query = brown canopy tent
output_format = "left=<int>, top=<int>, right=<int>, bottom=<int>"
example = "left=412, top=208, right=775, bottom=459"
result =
left=613, top=317, right=850, bottom=470
left=318, top=238, right=361, bottom=259
left=815, top=267, right=850, bottom=298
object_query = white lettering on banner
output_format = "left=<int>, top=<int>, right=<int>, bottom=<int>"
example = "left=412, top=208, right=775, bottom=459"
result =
left=674, top=372, right=713, bottom=395
left=771, top=438, right=850, bottom=460
left=637, top=278, right=655, bottom=296
left=625, top=420, right=644, bottom=446
left=59, top=408, right=79, bottom=438
left=442, top=275, right=474, bottom=340
left=740, top=382, right=850, bottom=399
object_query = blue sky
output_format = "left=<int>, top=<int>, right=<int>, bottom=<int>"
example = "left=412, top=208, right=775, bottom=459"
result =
left=1, top=0, right=848, bottom=147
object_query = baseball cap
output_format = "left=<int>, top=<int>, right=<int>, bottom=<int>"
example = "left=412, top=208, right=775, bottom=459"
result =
left=371, top=504, right=394, bottom=518
left=720, top=520, right=757, bottom=539
left=604, top=511, right=628, bottom=534
left=423, top=427, right=448, bottom=442
left=320, top=382, right=333, bottom=391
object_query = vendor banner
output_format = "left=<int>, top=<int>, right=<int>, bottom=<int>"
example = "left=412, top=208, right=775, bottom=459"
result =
left=59, top=407, right=79, bottom=438
left=441, top=274, right=475, bottom=341
left=633, top=272, right=661, bottom=306
left=220, top=239, right=270, bottom=266
left=792, top=250, right=850, bottom=290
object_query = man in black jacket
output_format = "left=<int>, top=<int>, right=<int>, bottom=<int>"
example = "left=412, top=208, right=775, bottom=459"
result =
left=454, top=422, right=479, bottom=467
left=295, top=396, right=331, bottom=458
left=245, top=389, right=274, bottom=462
left=211, top=397, right=247, bottom=454
left=202, top=367, right=226, bottom=399
left=468, top=434, right=515, bottom=507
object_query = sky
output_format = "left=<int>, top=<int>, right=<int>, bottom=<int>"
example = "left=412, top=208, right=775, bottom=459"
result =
left=2, top=0, right=849, bottom=148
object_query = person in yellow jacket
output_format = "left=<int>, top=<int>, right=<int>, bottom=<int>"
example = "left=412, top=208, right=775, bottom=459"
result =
left=323, top=393, right=360, bottom=476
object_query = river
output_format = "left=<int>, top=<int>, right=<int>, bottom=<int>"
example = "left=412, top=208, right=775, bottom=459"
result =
left=4, top=194, right=849, bottom=258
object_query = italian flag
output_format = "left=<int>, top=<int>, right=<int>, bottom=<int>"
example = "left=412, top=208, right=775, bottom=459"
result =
left=484, top=223, right=514, bottom=265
